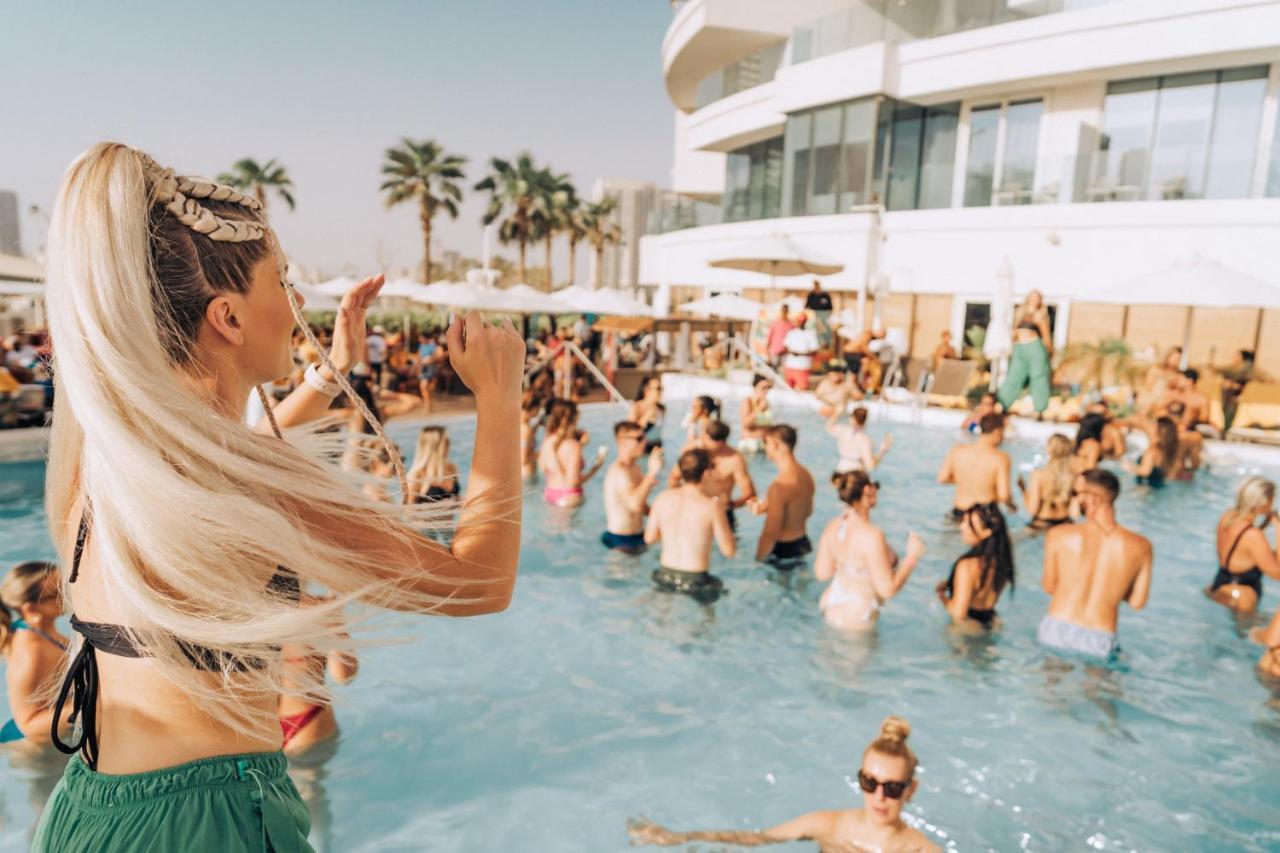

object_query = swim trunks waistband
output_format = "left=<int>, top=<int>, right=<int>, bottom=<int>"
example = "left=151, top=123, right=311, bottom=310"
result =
left=652, top=567, right=725, bottom=604
left=1036, top=614, right=1119, bottom=659
left=767, top=535, right=813, bottom=569
left=601, top=530, right=646, bottom=551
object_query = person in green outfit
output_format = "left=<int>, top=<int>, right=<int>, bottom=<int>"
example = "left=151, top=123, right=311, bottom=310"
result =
left=34, top=143, right=526, bottom=852
left=997, top=289, right=1053, bottom=414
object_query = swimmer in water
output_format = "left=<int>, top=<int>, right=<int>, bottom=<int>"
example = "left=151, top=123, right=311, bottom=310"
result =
left=681, top=395, right=720, bottom=444
left=827, top=406, right=892, bottom=475
left=539, top=398, right=606, bottom=507
left=753, top=425, right=817, bottom=569
left=738, top=374, right=774, bottom=455
left=937, top=413, right=1014, bottom=520
left=277, top=596, right=358, bottom=756
left=1038, top=469, right=1152, bottom=660
left=1206, top=476, right=1280, bottom=614
left=407, top=425, right=461, bottom=505
left=936, top=504, right=1014, bottom=632
left=1, top=562, right=68, bottom=745
left=602, top=422, right=664, bottom=553
left=628, top=715, right=938, bottom=852
left=813, top=366, right=858, bottom=418
left=1072, top=412, right=1105, bottom=474
left=645, top=449, right=735, bottom=604
left=815, top=472, right=925, bottom=632
left=629, top=376, right=665, bottom=452
left=670, top=419, right=756, bottom=533
left=1249, top=604, right=1280, bottom=680
left=961, top=392, right=997, bottom=434
left=1017, top=434, right=1074, bottom=530
left=520, top=392, right=544, bottom=481
left=1123, top=416, right=1180, bottom=488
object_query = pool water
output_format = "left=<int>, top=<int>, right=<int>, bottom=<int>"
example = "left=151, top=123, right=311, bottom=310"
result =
left=3, top=405, right=1280, bottom=851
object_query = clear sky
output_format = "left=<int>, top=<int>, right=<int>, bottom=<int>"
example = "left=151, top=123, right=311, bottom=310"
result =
left=0, top=0, right=674, bottom=280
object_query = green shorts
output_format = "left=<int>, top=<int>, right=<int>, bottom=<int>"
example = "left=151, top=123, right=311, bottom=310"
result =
left=33, top=751, right=312, bottom=852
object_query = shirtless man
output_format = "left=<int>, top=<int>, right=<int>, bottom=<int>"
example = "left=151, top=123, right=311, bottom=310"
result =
left=738, top=374, right=775, bottom=454
left=827, top=406, right=892, bottom=475
left=602, top=421, right=663, bottom=553
left=646, top=449, right=735, bottom=603
left=1173, top=369, right=1207, bottom=470
left=937, top=413, right=1015, bottom=519
left=670, top=420, right=756, bottom=532
left=1038, top=469, right=1152, bottom=659
left=754, top=425, right=817, bottom=569
left=813, top=367, right=861, bottom=418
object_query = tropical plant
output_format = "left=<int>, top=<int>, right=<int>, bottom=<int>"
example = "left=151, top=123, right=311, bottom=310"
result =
left=1060, top=337, right=1142, bottom=393
left=580, top=196, right=621, bottom=289
left=475, top=153, right=551, bottom=283
left=529, top=170, right=575, bottom=290
left=565, top=203, right=588, bottom=285
left=380, top=138, right=467, bottom=282
left=217, top=158, right=296, bottom=213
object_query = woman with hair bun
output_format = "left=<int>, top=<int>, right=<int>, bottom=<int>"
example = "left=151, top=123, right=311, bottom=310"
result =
left=34, top=143, right=525, bottom=850
left=1, top=561, right=67, bottom=745
left=813, top=471, right=925, bottom=632
left=628, top=715, right=937, bottom=850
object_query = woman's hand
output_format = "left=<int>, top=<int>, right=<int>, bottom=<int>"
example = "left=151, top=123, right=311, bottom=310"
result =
left=905, top=531, right=926, bottom=563
left=447, top=311, right=523, bottom=402
left=326, top=275, right=385, bottom=375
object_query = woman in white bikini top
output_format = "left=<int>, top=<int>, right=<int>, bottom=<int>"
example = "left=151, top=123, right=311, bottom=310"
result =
left=815, top=472, right=925, bottom=632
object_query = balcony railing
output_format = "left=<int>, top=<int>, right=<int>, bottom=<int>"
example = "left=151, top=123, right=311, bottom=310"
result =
left=647, top=192, right=724, bottom=234
left=693, top=42, right=785, bottom=110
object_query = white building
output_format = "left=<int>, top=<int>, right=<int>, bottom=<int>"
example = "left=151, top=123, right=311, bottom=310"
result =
left=0, top=191, right=20, bottom=256
left=590, top=178, right=657, bottom=291
left=641, top=0, right=1280, bottom=372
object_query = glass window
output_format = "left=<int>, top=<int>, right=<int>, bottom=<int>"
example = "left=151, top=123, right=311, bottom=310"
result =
left=1204, top=66, right=1267, bottom=199
left=1148, top=71, right=1216, bottom=200
left=919, top=104, right=959, bottom=209
left=1095, top=77, right=1158, bottom=200
left=810, top=106, right=843, bottom=215
left=762, top=137, right=784, bottom=219
left=783, top=112, right=812, bottom=216
left=886, top=104, right=924, bottom=211
left=792, top=23, right=814, bottom=64
left=964, top=105, right=1000, bottom=206
left=815, top=9, right=852, bottom=60
left=724, top=138, right=785, bottom=223
left=999, top=99, right=1042, bottom=204
left=723, top=148, right=750, bottom=222
left=1269, top=105, right=1280, bottom=198
left=839, top=99, right=877, bottom=208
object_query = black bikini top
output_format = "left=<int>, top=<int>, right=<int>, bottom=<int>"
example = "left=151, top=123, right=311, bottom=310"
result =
left=53, top=509, right=300, bottom=769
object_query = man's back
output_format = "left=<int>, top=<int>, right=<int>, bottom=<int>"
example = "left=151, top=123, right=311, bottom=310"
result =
left=943, top=442, right=1008, bottom=509
left=650, top=487, right=718, bottom=572
left=1044, top=522, right=1152, bottom=633
left=772, top=461, right=815, bottom=538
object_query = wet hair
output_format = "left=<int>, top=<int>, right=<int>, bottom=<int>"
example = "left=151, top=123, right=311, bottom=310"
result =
left=693, top=395, right=720, bottom=419
left=1154, top=417, right=1179, bottom=471
left=705, top=419, right=731, bottom=442
left=948, top=504, right=1015, bottom=599
left=544, top=398, right=578, bottom=438
left=678, top=448, right=712, bottom=483
left=1082, top=468, right=1120, bottom=503
left=614, top=420, right=643, bottom=438
left=634, top=375, right=660, bottom=402
left=863, top=716, right=918, bottom=778
left=768, top=424, right=797, bottom=450
left=1231, top=476, right=1276, bottom=521
left=1075, top=413, right=1105, bottom=450
left=1183, top=368, right=1199, bottom=383
left=0, top=561, right=58, bottom=656
left=852, top=407, right=868, bottom=427
left=979, top=413, right=1003, bottom=435
left=834, top=470, right=875, bottom=505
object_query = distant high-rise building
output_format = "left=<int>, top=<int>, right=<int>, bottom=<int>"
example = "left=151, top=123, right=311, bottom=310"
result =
left=0, top=191, right=19, bottom=255
left=590, top=178, right=656, bottom=291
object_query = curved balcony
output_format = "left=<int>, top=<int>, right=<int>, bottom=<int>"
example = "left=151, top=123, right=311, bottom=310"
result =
left=685, top=81, right=785, bottom=153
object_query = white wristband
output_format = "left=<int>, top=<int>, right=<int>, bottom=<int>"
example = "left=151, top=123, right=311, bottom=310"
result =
left=304, top=363, right=342, bottom=398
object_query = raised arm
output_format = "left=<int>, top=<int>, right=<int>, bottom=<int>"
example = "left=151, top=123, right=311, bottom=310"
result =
left=732, top=457, right=757, bottom=509
left=1250, top=521, right=1280, bottom=581
left=627, top=812, right=835, bottom=848
left=869, top=530, right=923, bottom=600
left=937, top=447, right=956, bottom=484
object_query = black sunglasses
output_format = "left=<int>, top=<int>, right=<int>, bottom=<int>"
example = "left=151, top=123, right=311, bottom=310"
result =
left=857, top=770, right=911, bottom=800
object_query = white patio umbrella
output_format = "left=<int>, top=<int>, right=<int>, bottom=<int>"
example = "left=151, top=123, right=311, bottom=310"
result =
left=679, top=293, right=763, bottom=321
left=553, top=285, right=652, bottom=317
left=311, top=275, right=360, bottom=297
left=412, top=280, right=497, bottom=309
left=292, top=284, right=340, bottom=312
left=984, top=257, right=1015, bottom=390
left=709, top=235, right=844, bottom=279
left=495, top=284, right=576, bottom=315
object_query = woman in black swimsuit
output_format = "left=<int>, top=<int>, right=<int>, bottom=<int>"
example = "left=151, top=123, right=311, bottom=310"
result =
left=407, top=425, right=461, bottom=505
left=1207, top=476, right=1280, bottom=613
left=937, top=504, right=1014, bottom=632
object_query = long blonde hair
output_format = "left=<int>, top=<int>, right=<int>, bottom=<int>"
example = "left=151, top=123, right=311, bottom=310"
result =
left=1043, top=434, right=1074, bottom=506
left=44, top=143, right=498, bottom=732
left=408, top=426, right=451, bottom=486
left=1, top=561, right=57, bottom=656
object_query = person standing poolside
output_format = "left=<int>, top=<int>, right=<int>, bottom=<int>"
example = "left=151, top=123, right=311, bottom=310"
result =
left=629, top=375, right=665, bottom=452
left=805, top=279, right=834, bottom=348
left=828, top=406, right=892, bottom=475
left=1, top=562, right=68, bottom=746
left=997, top=289, right=1053, bottom=415
left=629, top=716, right=937, bottom=852
left=36, top=144, right=525, bottom=852
left=365, top=324, right=388, bottom=387
left=766, top=305, right=793, bottom=369
left=1018, top=434, right=1074, bottom=530
left=603, top=422, right=664, bottom=553
left=937, top=504, right=1014, bottom=632
left=646, top=449, right=735, bottom=604
left=1206, top=477, right=1280, bottom=613
left=815, top=472, right=925, bottom=632
left=782, top=314, right=820, bottom=391
left=738, top=374, right=774, bottom=455
left=754, top=425, right=817, bottom=569
left=540, top=399, right=607, bottom=508
left=670, top=420, right=756, bottom=534
left=1038, top=470, right=1152, bottom=659
left=937, top=414, right=1015, bottom=519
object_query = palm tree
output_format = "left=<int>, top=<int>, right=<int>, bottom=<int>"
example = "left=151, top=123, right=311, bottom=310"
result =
left=565, top=202, right=588, bottom=286
left=476, top=153, right=554, bottom=284
left=217, top=158, right=295, bottom=214
left=580, top=196, right=621, bottom=290
left=380, top=139, right=466, bottom=282
left=1061, top=337, right=1142, bottom=393
left=530, top=170, right=575, bottom=290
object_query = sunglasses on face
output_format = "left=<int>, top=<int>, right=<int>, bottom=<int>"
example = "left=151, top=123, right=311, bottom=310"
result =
left=857, top=770, right=911, bottom=800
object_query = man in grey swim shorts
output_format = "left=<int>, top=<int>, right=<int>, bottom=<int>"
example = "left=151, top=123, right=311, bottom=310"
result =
left=1038, top=469, right=1153, bottom=659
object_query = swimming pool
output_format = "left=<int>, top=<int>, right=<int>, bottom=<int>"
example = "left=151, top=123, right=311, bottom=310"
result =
left=3, top=404, right=1280, bottom=851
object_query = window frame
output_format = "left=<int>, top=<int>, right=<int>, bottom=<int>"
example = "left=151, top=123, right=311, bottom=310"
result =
left=956, top=91, right=1050, bottom=208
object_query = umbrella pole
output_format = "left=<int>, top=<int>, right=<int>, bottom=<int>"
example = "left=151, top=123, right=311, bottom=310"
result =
left=1181, top=307, right=1193, bottom=370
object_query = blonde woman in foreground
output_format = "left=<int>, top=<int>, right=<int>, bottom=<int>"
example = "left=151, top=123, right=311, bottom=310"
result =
left=628, top=716, right=937, bottom=851
left=37, top=143, right=524, bottom=851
